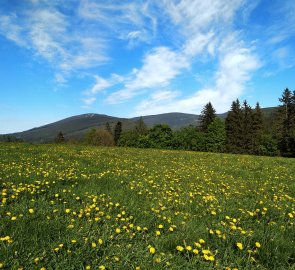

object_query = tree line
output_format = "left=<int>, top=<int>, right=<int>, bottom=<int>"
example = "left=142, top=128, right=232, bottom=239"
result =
left=55, top=88, right=295, bottom=157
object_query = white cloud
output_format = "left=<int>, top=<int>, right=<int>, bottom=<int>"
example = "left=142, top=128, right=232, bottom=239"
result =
left=106, top=46, right=189, bottom=104
left=82, top=97, right=96, bottom=106
left=134, top=43, right=260, bottom=115
left=0, top=3, right=108, bottom=83
left=0, top=14, right=25, bottom=46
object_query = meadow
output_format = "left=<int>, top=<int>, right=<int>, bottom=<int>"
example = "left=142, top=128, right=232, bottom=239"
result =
left=0, top=143, right=294, bottom=270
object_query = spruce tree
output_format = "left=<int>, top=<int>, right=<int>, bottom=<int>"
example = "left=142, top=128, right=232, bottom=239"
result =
left=114, top=121, right=122, bottom=146
left=105, top=122, right=113, bottom=135
left=276, top=88, right=293, bottom=156
left=242, top=100, right=253, bottom=154
left=199, top=102, right=216, bottom=132
left=252, top=102, right=264, bottom=154
left=225, top=99, right=243, bottom=153
left=135, top=117, right=148, bottom=136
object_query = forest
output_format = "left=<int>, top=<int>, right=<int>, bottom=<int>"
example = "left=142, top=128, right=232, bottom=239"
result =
left=84, top=88, right=295, bottom=157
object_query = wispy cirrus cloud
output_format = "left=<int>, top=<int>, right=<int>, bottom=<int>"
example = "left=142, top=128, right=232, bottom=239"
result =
left=103, top=0, right=260, bottom=112
left=134, top=41, right=260, bottom=115
left=0, top=1, right=109, bottom=82
left=106, top=46, right=189, bottom=104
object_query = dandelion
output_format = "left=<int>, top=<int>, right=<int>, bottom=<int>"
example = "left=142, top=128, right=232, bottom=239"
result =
left=115, top=228, right=121, bottom=234
left=199, top=239, right=205, bottom=244
left=186, top=245, right=192, bottom=251
left=149, top=247, right=156, bottom=254
left=29, top=208, right=34, bottom=214
left=193, top=249, right=199, bottom=254
left=255, top=242, right=261, bottom=248
left=176, top=246, right=184, bottom=252
left=236, top=242, right=243, bottom=250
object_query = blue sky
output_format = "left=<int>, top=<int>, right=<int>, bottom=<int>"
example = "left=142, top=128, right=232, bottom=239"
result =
left=0, top=0, right=294, bottom=133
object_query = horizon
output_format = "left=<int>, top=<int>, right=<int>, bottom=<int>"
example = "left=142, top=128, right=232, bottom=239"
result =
left=1, top=0, right=294, bottom=133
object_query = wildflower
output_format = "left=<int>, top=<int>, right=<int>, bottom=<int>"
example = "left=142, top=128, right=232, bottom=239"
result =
left=156, top=230, right=161, bottom=236
left=193, top=249, right=199, bottom=254
left=255, top=242, right=261, bottom=248
left=98, top=238, right=103, bottom=245
left=29, top=208, right=34, bottom=214
left=91, top=242, right=97, bottom=248
left=149, top=247, right=156, bottom=254
left=186, top=245, right=192, bottom=251
left=176, top=246, right=184, bottom=252
left=199, top=239, right=205, bottom=244
left=115, top=228, right=121, bottom=233
left=236, top=242, right=243, bottom=250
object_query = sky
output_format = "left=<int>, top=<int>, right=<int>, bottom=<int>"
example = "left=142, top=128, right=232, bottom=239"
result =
left=0, top=0, right=295, bottom=134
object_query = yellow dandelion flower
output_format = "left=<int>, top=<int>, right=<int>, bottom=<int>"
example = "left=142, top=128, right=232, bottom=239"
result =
left=29, top=208, right=34, bottom=214
left=186, top=245, right=192, bottom=251
left=115, top=228, right=121, bottom=233
left=236, top=242, right=243, bottom=250
left=91, top=242, right=97, bottom=248
left=193, top=249, right=199, bottom=254
left=176, top=245, right=184, bottom=252
left=255, top=242, right=261, bottom=248
left=149, top=247, right=156, bottom=254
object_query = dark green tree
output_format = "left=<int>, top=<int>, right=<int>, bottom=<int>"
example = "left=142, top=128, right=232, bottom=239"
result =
left=55, top=131, right=65, bottom=143
left=114, top=121, right=122, bottom=146
left=148, top=124, right=173, bottom=149
left=199, top=102, right=216, bottom=132
left=276, top=88, right=294, bottom=156
left=252, top=102, right=264, bottom=154
left=225, top=99, right=243, bottom=153
left=172, top=125, right=200, bottom=150
left=241, top=100, right=253, bottom=154
left=205, top=118, right=226, bottom=152
left=105, top=122, right=113, bottom=135
left=135, top=117, right=148, bottom=136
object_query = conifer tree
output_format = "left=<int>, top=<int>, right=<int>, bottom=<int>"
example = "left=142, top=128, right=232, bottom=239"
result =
left=225, top=99, right=243, bottom=153
left=199, top=102, right=216, bottom=132
left=105, top=122, right=113, bottom=135
left=252, top=102, right=264, bottom=154
left=114, top=121, right=122, bottom=146
left=242, top=100, right=253, bottom=153
left=276, top=88, right=293, bottom=156
left=135, top=117, right=148, bottom=136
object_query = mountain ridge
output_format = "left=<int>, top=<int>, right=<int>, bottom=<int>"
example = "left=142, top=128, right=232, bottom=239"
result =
left=3, top=107, right=277, bottom=143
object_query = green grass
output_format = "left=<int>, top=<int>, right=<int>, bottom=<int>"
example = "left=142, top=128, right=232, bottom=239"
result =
left=0, top=143, right=294, bottom=269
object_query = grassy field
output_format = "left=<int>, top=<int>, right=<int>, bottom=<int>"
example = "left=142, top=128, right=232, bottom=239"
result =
left=0, top=143, right=294, bottom=270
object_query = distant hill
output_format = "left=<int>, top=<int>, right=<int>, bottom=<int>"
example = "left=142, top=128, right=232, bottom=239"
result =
left=5, top=107, right=277, bottom=143
left=132, top=112, right=199, bottom=129
left=10, top=114, right=134, bottom=143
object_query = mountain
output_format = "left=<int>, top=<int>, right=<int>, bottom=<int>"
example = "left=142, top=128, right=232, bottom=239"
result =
left=4, top=107, right=277, bottom=143
left=132, top=112, right=199, bottom=129
left=9, top=114, right=134, bottom=143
